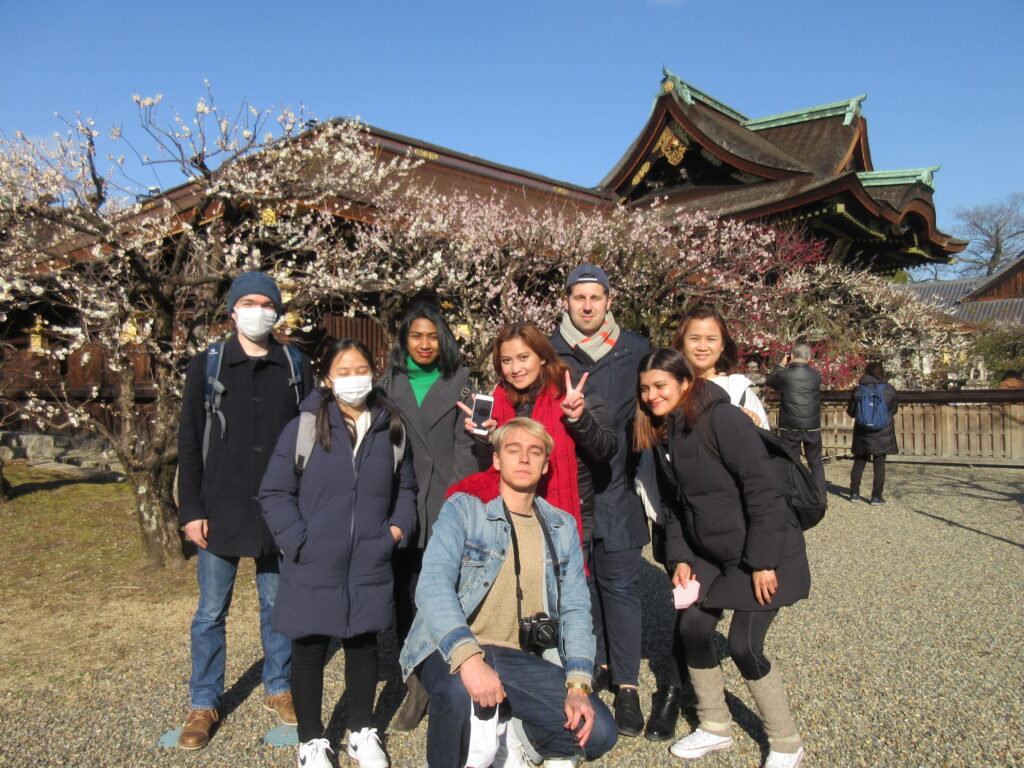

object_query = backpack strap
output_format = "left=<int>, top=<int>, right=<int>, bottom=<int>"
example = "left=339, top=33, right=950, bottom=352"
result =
left=294, top=411, right=316, bottom=476
left=283, top=344, right=304, bottom=407
left=202, top=342, right=226, bottom=465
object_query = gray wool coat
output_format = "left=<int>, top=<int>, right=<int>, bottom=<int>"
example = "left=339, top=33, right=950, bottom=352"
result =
left=382, top=366, right=478, bottom=547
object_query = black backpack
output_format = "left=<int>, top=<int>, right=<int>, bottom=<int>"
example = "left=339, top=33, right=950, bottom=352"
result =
left=697, top=403, right=826, bottom=531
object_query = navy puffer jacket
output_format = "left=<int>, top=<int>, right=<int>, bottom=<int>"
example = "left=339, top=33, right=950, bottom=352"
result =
left=258, top=391, right=418, bottom=640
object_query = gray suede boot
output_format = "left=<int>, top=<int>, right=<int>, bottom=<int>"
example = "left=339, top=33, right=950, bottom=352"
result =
left=687, top=665, right=733, bottom=736
left=744, top=668, right=804, bottom=756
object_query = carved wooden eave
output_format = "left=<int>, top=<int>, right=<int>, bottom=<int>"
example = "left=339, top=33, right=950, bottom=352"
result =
left=598, top=71, right=964, bottom=270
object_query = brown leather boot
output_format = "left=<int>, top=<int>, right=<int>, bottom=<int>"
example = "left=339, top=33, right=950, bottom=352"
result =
left=178, top=708, right=219, bottom=750
left=264, top=692, right=298, bottom=725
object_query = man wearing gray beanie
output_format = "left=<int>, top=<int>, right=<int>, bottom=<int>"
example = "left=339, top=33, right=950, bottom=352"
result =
left=174, top=271, right=312, bottom=749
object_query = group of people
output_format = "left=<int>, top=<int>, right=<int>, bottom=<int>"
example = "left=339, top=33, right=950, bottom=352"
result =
left=175, top=266, right=900, bottom=768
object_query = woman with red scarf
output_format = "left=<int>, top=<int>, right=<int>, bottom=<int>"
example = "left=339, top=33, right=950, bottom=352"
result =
left=455, top=322, right=616, bottom=550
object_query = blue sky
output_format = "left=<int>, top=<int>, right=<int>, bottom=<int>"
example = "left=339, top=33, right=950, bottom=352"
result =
left=1, top=0, right=1020, bottom=236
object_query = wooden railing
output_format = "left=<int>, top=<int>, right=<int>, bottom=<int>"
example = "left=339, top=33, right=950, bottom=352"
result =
left=765, top=390, right=1024, bottom=465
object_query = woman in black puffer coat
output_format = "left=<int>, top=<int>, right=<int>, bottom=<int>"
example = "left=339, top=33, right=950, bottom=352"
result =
left=635, top=348, right=808, bottom=768
left=846, top=361, right=899, bottom=505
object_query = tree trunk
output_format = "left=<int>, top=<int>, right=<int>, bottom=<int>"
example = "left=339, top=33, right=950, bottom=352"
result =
left=0, top=459, right=11, bottom=502
left=129, top=461, right=186, bottom=568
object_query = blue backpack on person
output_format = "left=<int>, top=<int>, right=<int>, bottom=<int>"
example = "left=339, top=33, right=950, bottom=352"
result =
left=854, top=383, right=890, bottom=432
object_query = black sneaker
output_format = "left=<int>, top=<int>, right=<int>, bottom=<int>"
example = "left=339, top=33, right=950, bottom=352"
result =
left=614, top=687, right=644, bottom=737
left=849, top=492, right=864, bottom=503
left=869, top=496, right=886, bottom=505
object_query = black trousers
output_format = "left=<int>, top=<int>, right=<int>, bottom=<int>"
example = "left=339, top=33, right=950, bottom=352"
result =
left=851, top=454, right=887, bottom=499
left=393, top=547, right=423, bottom=643
left=587, top=540, right=643, bottom=687
left=291, top=632, right=378, bottom=742
left=677, top=606, right=779, bottom=681
left=778, top=429, right=826, bottom=499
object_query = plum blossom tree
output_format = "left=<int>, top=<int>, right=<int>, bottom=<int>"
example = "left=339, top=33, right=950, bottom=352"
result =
left=1, top=88, right=965, bottom=566
left=0, top=93, right=427, bottom=566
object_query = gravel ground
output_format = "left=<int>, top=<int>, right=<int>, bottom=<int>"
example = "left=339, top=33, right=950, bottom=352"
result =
left=1, top=461, right=1022, bottom=768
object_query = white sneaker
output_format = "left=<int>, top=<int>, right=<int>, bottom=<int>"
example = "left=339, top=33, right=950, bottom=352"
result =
left=764, top=747, right=805, bottom=768
left=669, top=728, right=735, bottom=759
left=347, top=727, right=389, bottom=768
left=542, top=759, right=579, bottom=767
left=297, top=738, right=334, bottom=768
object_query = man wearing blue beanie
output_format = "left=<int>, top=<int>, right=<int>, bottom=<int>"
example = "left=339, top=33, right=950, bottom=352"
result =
left=175, top=271, right=312, bottom=749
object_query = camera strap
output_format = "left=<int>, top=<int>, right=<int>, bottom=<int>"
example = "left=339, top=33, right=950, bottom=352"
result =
left=501, top=501, right=561, bottom=623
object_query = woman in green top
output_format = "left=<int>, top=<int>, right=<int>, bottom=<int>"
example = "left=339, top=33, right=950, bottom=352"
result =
left=381, top=303, right=477, bottom=637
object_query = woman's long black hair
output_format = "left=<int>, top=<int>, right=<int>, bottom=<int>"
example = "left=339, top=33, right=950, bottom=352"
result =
left=316, top=338, right=404, bottom=452
left=389, top=302, right=462, bottom=378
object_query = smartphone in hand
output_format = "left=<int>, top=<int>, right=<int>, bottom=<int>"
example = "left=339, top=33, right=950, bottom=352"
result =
left=470, top=394, right=494, bottom=435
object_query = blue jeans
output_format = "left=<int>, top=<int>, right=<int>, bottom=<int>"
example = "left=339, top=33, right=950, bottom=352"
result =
left=420, top=647, right=617, bottom=768
left=189, top=548, right=291, bottom=709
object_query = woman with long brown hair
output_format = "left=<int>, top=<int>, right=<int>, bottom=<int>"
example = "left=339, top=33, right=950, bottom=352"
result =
left=457, top=321, right=615, bottom=553
left=635, top=347, right=809, bottom=768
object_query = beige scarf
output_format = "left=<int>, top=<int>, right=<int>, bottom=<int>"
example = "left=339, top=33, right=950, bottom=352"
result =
left=559, top=311, right=621, bottom=362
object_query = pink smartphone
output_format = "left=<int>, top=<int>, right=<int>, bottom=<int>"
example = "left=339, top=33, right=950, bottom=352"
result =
left=673, top=579, right=700, bottom=609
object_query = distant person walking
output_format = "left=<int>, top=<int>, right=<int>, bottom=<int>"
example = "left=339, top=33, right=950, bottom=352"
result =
left=847, top=362, right=899, bottom=505
left=766, top=344, right=826, bottom=499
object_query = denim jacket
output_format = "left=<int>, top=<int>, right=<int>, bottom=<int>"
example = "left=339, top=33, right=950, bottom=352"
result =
left=399, top=491, right=595, bottom=681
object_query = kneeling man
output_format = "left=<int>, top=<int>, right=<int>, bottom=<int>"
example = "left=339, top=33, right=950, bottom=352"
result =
left=400, top=417, right=617, bottom=767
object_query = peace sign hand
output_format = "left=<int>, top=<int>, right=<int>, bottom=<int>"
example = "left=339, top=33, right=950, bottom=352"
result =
left=560, top=371, right=589, bottom=420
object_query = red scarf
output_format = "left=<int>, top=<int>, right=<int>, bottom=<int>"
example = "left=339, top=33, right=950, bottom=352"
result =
left=445, top=382, right=587, bottom=573
left=494, top=383, right=583, bottom=547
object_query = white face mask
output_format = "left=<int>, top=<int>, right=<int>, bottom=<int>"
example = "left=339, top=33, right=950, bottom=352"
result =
left=234, top=307, right=278, bottom=341
left=331, top=374, right=373, bottom=406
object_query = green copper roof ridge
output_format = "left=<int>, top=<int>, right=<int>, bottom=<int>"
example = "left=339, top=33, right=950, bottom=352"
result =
left=743, top=94, right=867, bottom=130
left=658, top=68, right=748, bottom=122
left=857, top=167, right=941, bottom=189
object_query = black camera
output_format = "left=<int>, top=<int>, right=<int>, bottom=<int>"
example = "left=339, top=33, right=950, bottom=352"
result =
left=518, top=612, right=560, bottom=654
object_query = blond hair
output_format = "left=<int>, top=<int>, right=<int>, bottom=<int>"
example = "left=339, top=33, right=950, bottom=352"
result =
left=491, top=417, right=554, bottom=457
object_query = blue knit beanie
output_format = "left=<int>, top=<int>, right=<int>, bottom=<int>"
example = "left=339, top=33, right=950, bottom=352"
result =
left=225, top=271, right=282, bottom=316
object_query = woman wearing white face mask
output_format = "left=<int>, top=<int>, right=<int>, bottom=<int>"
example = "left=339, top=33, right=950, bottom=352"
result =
left=259, top=339, right=418, bottom=768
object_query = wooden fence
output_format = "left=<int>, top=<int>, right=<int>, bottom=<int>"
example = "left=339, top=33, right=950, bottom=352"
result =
left=765, top=390, right=1024, bottom=466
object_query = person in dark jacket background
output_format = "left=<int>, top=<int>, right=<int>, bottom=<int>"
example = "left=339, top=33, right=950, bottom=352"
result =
left=379, top=303, right=477, bottom=730
left=847, top=361, right=899, bottom=505
left=636, top=348, right=809, bottom=768
left=176, top=271, right=312, bottom=750
left=549, top=264, right=652, bottom=737
left=766, top=343, right=826, bottom=499
left=259, top=338, right=417, bottom=768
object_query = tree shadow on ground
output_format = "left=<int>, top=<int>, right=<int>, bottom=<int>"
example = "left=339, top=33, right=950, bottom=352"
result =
left=8, top=470, right=124, bottom=498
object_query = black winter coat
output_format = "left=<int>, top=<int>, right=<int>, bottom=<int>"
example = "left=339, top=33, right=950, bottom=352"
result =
left=257, top=392, right=419, bottom=640
left=550, top=330, right=652, bottom=551
left=766, top=362, right=822, bottom=430
left=381, top=366, right=477, bottom=547
left=847, top=375, right=899, bottom=456
left=177, top=336, right=313, bottom=557
left=659, top=389, right=810, bottom=612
